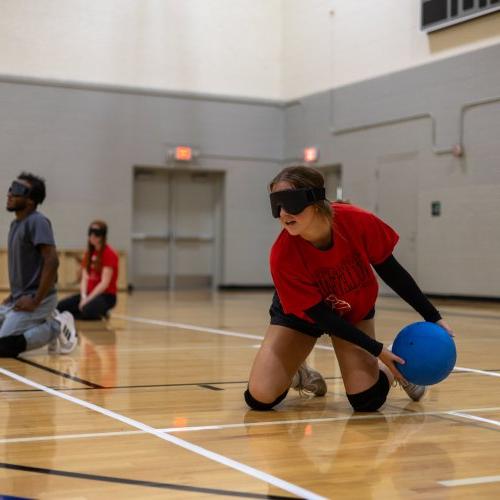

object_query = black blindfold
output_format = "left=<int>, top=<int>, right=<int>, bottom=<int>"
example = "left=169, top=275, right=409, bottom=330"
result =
left=88, top=227, right=106, bottom=237
left=269, top=187, right=326, bottom=218
left=8, top=180, right=31, bottom=198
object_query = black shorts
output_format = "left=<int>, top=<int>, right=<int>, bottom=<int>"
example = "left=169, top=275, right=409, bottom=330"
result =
left=269, top=292, right=375, bottom=339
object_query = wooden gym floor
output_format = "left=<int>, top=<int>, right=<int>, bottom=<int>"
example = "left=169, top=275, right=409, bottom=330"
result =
left=0, top=290, right=499, bottom=499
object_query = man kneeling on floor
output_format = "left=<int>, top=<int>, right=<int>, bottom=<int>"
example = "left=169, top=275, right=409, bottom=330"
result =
left=0, top=172, right=77, bottom=357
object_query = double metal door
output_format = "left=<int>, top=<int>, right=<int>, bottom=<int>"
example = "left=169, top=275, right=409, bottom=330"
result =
left=132, top=167, right=223, bottom=290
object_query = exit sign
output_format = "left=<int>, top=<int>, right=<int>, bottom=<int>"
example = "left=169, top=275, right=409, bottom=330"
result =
left=175, top=146, right=193, bottom=161
left=303, top=147, right=319, bottom=163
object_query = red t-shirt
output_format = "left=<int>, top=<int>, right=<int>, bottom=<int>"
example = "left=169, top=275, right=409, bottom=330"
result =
left=270, top=203, right=399, bottom=324
left=83, top=244, right=119, bottom=295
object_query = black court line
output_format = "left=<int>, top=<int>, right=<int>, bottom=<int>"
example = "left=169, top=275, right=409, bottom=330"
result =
left=0, top=494, right=33, bottom=500
left=0, top=381, right=247, bottom=393
left=198, top=384, right=224, bottom=391
left=15, top=357, right=104, bottom=389
left=4, top=370, right=499, bottom=393
left=0, top=463, right=295, bottom=499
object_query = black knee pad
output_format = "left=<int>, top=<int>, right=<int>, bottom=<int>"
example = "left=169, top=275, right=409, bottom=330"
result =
left=347, top=371, right=389, bottom=412
left=0, top=335, right=27, bottom=357
left=244, top=388, right=288, bottom=411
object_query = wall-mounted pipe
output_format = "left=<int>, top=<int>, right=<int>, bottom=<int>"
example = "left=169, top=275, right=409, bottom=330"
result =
left=330, top=95, right=500, bottom=156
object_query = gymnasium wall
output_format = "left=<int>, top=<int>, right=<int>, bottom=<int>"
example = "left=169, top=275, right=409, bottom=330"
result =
left=0, top=80, right=283, bottom=285
left=284, top=43, right=500, bottom=297
left=282, top=0, right=500, bottom=100
left=3, top=1, right=499, bottom=102
left=0, top=0, right=282, bottom=100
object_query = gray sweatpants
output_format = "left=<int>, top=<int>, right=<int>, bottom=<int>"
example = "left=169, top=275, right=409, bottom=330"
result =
left=0, top=294, right=59, bottom=351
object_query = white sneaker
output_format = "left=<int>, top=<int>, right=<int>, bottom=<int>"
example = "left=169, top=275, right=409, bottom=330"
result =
left=54, top=311, right=77, bottom=354
left=398, top=380, right=426, bottom=402
left=291, top=364, right=327, bottom=397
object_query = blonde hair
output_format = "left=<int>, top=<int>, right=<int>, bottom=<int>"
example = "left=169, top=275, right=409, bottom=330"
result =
left=269, top=165, right=332, bottom=219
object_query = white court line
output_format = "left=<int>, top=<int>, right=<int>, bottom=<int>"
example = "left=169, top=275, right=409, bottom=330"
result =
left=251, top=343, right=332, bottom=351
left=112, top=314, right=338, bottom=352
left=453, top=366, right=500, bottom=378
left=439, top=475, right=500, bottom=487
left=116, top=345, right=258, bottom=353
left=112, top=314, right=263, bottom=341
left=2, top=406, right=500, bottom=445
left=441, top=409, right=500, bottom=488
left=113, top=313, right=500, bottom=371
left=448, top=411, right=500, bottom=427
left=0, top=429, right=143, bottom=444
left=0, top=367, right=325, bottom=500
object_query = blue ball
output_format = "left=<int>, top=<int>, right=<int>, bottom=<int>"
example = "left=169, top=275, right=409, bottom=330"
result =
left=392, top=322, right=456, bottom=386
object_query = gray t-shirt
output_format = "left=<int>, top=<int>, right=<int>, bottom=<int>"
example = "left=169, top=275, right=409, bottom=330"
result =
left=8, top=211, right=57, bottom=300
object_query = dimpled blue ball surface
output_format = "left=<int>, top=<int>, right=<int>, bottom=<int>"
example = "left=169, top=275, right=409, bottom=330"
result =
left=392, top=322, right=457, bottom=386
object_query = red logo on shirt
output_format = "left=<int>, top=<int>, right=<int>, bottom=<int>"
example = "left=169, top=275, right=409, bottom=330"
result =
left=325, top=294, right=352, bottom=316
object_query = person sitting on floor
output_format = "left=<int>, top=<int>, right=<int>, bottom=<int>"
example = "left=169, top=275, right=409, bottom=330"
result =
left=57, top=220, right=118, bottom=320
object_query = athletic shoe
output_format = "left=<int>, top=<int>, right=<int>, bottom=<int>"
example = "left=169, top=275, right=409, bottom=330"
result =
left=291, top=364, right=327, bottom=397
left=54, top=311, right=78, bottom=354
left=387, top=343, right=426, bottom=401
left=398, top=380, right=426, bottom=402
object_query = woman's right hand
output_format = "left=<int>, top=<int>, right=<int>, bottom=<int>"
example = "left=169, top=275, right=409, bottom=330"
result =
left=437, top=319, right=455, bottom=337
left=378, top=347, right=406, bottom=383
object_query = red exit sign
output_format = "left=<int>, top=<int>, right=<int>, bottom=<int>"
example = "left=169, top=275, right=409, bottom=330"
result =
left=175, top=146, right=193, bottom=161
left=303, top=147, right=319, bottom=163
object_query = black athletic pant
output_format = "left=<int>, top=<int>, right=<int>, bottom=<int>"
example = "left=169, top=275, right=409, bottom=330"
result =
left=57, top=293, right=116, bottom=320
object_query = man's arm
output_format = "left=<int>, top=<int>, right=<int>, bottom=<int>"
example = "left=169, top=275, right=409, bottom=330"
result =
left=14, top=244, right=59, bottom=311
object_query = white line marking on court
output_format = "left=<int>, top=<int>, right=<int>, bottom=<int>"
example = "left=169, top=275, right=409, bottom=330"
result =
left=0, top=367, right=325, bottom=500
left=439, top=475, right=500, bottom=487
left=0, top=429, right=144, bottom=444
left=251, top=343, right=333, bottom=351
left=113, top=314, right=500, bottom=371
left=112, top=314, right=264, bottom=341
left=117, top=345, right=257, bottom=353
left=448, top=411, right=500, bottom=427
left=453, top=366, right=500, bottom=377
left=2, top=406, right=500, bottom=445
left=113, top=314, right=333, bottom=352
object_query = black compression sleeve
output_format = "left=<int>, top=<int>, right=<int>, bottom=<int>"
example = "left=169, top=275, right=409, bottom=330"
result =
left=305, top=302, right=384, bottom=357
left=373, top=255, right=442, bottom=323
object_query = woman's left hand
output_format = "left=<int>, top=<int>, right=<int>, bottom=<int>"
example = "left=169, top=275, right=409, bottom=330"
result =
left=437, top=319, right=455, bottom=337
